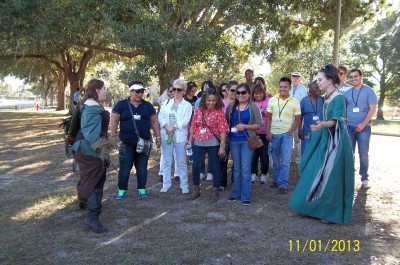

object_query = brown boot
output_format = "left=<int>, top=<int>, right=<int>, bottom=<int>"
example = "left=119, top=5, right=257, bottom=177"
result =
left=209, top=187, right=219, bottom=203
left=189, top=185, right=201, bottom=200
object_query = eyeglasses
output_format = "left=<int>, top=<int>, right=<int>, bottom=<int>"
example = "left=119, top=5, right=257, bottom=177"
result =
left=173, top=87, right=183, bottom=92
left=133, top=89, right=145, bottom=94
left=230, top=89, right=236, bottom=93
left=236, top=90, right=248, bottom=95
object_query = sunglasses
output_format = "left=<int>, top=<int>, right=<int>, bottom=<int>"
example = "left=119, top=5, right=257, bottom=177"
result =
left=173, top=87, right=183, bottom=92
left=133, top=89, right=145, bottom=94
left=229, top=89, right=236, bottom=93
left=236, top=90, right=248, bottom=95
left=221, top=90, right=227, bottom=92
left=168, top=90, right=174, bottom=93
left=339, top=72, right=345, bottom=76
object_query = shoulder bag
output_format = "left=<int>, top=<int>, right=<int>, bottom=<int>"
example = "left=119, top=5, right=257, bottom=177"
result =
left=127, top=99, right=152, bottom=155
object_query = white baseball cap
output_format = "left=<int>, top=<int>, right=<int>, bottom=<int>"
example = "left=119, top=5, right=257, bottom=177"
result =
left=291, top=72, right=302, bottom=77
left=129, top=84, right=144, bottom=90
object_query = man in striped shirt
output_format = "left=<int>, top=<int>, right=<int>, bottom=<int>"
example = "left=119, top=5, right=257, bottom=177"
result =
left=266, top=77, right=301, bottom=194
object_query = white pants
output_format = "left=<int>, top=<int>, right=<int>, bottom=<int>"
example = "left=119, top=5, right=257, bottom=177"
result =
left=159, top=150, right=178, bottom=176
left=161, top=140, right=188, bottom=190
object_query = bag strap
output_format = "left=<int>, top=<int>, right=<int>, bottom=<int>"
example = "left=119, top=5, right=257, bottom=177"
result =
left=237, top=104, right=251, bottom=140
left=201, top=110, right=221, bottom=143
left=127, top=99, right=141, bottom=138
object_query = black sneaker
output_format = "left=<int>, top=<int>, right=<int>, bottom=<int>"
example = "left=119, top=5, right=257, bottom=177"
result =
left=174, top=176, right=180, bottom=181
left=228, top=197, right=237, bottom=201
left=158, top=175, right=163, bottom=182
left=242, top=201, right=251, bottom=206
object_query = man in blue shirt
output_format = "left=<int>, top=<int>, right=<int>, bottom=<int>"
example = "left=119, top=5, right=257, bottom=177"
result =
left=299, top=81, right=324, bottom=155
left=343, top=69, right=378, bottom=189
left=73, top=87, right=80, bottom=106
left=290, top=71, right=307, bottom=165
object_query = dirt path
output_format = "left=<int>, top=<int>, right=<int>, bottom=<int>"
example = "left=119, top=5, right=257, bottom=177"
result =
left=0, top=110, right=399, bottom=265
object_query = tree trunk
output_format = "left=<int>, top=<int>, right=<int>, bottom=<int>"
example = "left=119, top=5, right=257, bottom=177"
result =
left=60, top=48, right=95, bottom=113
left=56, top=71, right=67, bottom=111
left=157, top=64, right=169, bottom=94
left=376, top=82, right=386, bottom=120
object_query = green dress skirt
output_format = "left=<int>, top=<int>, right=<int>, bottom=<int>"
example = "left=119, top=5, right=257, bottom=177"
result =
left=288, top=95, right=354, bottom=224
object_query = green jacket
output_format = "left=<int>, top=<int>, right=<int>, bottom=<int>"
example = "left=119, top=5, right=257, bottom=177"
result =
left=71, top=104, right=105, bottom=158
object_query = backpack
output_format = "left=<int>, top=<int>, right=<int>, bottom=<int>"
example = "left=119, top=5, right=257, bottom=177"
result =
left=60, top=103, right=81, bottom=146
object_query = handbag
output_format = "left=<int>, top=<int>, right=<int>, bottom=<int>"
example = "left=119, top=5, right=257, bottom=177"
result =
left=127, top=99, right=152, bottom=155
left=246, top=135, right=264, bottom=150
left=238, top=104, right=263, bottom=150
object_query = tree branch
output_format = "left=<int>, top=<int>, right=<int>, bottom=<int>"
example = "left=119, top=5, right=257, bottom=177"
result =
left=79, top=43, right=145, bottom=58
left=0, top=54, right=64, bottom=71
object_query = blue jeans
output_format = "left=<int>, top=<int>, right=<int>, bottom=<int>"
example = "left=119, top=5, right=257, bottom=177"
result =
left=229, top=140, right=253, bottom=201
left=271, top=133, right=293, bottom=188
left=301, top=132, right=311, bottom=155
left=118, top=141, right=150, bottom=190
left=347, top=124, right=371, bottom=181
left=200, top=150, right=213, bottom=175
left=192, top=145, right=221, bottom=188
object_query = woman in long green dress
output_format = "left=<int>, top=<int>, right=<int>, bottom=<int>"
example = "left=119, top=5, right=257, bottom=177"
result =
left=288, top=64, right=355, bottom=224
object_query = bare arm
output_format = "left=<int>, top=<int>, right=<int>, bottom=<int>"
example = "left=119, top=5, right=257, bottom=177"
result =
left=310, top=119, right=337, bottom=131
left=151, top=114, right=161, bottom=147
left=356, top=104, right=376, bottom=132
left=287, top=115, right=301, bottom=135
left=110, top=112, right=120, bottom=138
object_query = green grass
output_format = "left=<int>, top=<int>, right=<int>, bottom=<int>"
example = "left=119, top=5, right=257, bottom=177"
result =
left=371, top=118, right=400, bottom=134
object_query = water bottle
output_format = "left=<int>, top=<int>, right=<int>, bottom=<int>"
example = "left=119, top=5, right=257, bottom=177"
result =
left=186, top=144, right=193, bottom=156
left=167, top=113, right=176, bottom=144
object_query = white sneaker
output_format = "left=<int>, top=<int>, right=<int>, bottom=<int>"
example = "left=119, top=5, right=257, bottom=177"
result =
left=251, top=174, right=257, bottom=183
left=260, top=174, right=268, bottom=184
left=181, top=187, right=189, bottom=194
left=206, top=173, right=213, bottom=181
left=295, top=157, right=301, bottom=165
left=362, top=180, right=371, bottom=189
left=160, top=186, right=171, bottom=193
left=200, top=173, right=206, bottom=180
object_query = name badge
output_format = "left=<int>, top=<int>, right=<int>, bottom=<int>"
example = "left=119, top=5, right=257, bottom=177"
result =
left=134, top=114, right=141, bottom=120
left=312, top=116, right=319, bottom=121
left=231, top=127, right=238, bottom=133
left=353, top=107, right=360, bottom=113
left=200, top=128, right=207, bottom=135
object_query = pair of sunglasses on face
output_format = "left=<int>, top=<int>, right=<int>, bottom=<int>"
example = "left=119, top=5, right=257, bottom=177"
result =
left=132, top=89, right=145, bottom=94
left=172, top=87, right=183, bottom=92
left=236, top=90, right=248, bottom=95
left=224, top=89, right=247, bottom=95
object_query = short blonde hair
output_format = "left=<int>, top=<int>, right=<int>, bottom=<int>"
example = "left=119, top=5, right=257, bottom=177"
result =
left=173, top=79, right=186, bottom=92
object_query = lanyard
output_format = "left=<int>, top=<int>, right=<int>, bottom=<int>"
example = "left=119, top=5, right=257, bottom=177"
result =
left=278, top=97, right=289, bottom=120
left=309, top=96, right=318, bottom=114
left=351, top=86, right=363, bottom=107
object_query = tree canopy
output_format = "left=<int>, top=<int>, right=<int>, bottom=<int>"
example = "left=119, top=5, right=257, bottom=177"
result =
left=0, top=0, right=388, bottom=109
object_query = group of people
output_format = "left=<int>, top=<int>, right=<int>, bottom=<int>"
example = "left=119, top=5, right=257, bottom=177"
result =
left=71, top=64, right=377, bottom=233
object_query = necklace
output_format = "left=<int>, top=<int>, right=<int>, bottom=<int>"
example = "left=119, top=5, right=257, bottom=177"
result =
left=325, top=88, right=337, bottom=101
